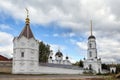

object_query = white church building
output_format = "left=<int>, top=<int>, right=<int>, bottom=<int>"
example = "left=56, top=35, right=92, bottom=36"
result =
left=48, top=49, right=71, bottom=65
left=83, top=21, right=102, bottom=73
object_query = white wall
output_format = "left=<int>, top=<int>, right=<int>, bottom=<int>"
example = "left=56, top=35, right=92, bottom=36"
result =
left=84, top=59, right=102, bottom=73
left=110, top=67, right=116, bottom=73
left=13, top=65, right=83, bottom=74
left=38, top=66, right=83, bottom=74
left=12, top=36, right=39, bottom=74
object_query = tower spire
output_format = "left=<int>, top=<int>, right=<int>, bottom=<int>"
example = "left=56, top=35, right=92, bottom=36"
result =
left=90, top=20, right=93, bottom=36
left=18, top=9, right=34, bottom=39
left=25, top=8, right=30, bottom=24
left=58, top=47, right=60, bottom=52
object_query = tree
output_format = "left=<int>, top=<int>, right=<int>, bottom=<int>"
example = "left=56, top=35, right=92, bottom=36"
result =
left=39, top=41, right=51, bottom=63
left=73, top=60, right=83, bottom=67
left=102, top=63, right=109, bottom=70
left=79, top=60, right=83, bottom=67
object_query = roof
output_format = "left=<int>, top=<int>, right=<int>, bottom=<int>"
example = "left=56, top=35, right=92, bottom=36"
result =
left=88, top=20, right=96, bottom=40
left=0, top=55, right=12, bottom=61
left=19, top=24, right=34, bottom=39
left=18, top=15, right=34, bottom=39
left=55, top=50, right=63, bottom=57
left=88, top=35, right=96, bottom=39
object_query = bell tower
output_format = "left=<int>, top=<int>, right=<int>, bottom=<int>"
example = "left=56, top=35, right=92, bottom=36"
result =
left=87, top=20, right=97, bottom=59
left=84, top=20, right=102, bottom=73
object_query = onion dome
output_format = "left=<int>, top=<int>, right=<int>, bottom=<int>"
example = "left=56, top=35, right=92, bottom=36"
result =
left=66, top=56, right=69, bottom=59
left=55, top=50, right=63, bottom=57
left=50, top=56, right=52, bottom=59
left=83, top=57, right=86, bottom=60
left=88, top=35, right=96, bottom=39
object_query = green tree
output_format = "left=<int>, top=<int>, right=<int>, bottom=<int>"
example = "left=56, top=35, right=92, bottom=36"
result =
left=73, top=60, right=83, bottom=67
left=116, top=64, right=120, bottom=73
left=39, top=41, right=51, bottom=63
left=102, top=63, right=109, bottom=70
left=79, top=60, right=83, bottom=67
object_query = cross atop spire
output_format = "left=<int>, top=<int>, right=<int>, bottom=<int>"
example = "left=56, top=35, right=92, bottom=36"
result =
left=90, top=20, right=93, bottom=36
left=25, top=8, right=30, bottom=24
left=18, top=9, right=34, bottom=39
left=58, top=47, right=61, bottom=52
left=26, top=8, right=29, bottom=18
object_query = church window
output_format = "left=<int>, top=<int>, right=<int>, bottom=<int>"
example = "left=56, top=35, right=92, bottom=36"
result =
left=89, top=43, right=92, bottom=48
left=21, top=52, right=24, bottom=57
left=89, top=64, right=92, bottom=70
left=89, top=51, right=92, bottom=57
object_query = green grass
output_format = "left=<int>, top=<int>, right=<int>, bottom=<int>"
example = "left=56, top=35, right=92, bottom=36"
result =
left=103, top=76, right=116, bottom=80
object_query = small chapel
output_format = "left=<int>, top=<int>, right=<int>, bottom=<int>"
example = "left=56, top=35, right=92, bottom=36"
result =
left=12, top=9, right=39, bottom=73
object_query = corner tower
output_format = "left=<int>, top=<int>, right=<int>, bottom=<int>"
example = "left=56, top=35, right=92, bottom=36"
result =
left=83, top=20, right=102, bottom=73
left=12, top=9, right=39, bottom=74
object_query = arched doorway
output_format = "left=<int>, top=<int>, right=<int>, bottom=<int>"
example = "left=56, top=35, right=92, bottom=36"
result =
left=89, top=64, right=92, bottom=70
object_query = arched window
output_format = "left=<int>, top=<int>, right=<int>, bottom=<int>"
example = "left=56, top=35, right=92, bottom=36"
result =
left=21, top=52, right=24, bottom=57
left=89, top=51, right=92, bottom=57
left=89, top=43, right=92, bottom=48
left=89, top=64, right=92, bottom=70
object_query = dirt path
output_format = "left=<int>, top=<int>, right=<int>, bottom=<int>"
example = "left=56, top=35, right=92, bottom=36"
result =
left=0, top=74, right=106, bottom=80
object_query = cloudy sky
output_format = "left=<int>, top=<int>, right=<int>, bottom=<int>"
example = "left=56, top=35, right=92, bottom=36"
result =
left=0, top=0, right=120, bottom=63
